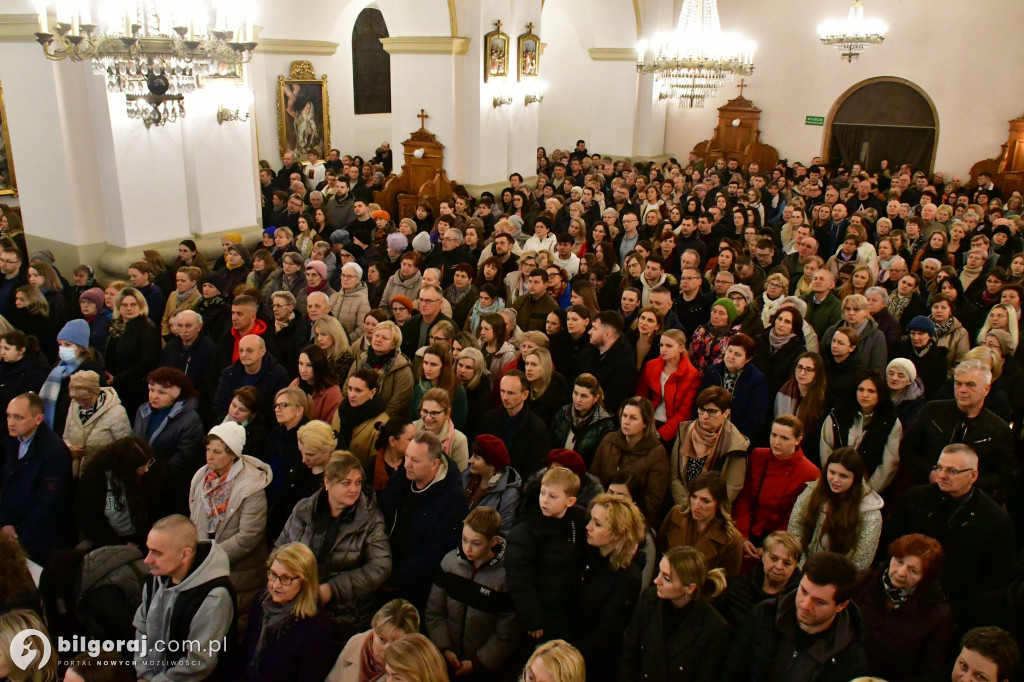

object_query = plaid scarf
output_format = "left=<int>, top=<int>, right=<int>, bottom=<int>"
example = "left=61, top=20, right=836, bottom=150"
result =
left=40, top=356, right=82, bottom=426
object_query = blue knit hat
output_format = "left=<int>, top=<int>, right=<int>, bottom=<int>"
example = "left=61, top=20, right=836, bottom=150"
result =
left=906, top=315, right=936, bottom=338
left=57, top=319, right=91, bottom=348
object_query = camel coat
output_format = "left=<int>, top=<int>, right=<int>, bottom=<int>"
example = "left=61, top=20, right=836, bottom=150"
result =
left=62, top=387, right=132, bottom=477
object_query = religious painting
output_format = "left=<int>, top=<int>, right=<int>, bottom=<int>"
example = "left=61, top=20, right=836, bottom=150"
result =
left=277, top=60, right=330, bottom=160
left=0, top=82, right=16, bottom=197
left=517, top=25, right=540, bottom=81
left=203, top=60, right=244, bottom=83
left=484, top=22, right=509, bottom=83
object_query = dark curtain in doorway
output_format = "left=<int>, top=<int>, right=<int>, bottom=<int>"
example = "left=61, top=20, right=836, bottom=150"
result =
left=831, top=123, right=935, bottom=173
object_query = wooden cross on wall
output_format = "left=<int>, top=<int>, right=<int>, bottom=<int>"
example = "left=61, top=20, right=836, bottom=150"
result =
left=526, top=22, right=534, bottom=33
left=737, top=78, right=747, bottom=98
left=417, top=108, right=429, bottom=130
left=494, top=20, right=502, bottom=31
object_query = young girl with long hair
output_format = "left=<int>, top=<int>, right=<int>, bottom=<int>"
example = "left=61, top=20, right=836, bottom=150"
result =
left=786, top=446, right=883, bottom=570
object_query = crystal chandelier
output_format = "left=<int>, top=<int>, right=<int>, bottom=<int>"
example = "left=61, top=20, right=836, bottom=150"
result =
left=33, top=0, right=256, bottom=127
left=819, top=0, right=886, bottom=62
left=635, top=0, right=754, bottom=109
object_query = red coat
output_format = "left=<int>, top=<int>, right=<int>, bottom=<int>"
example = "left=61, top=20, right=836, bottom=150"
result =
left=635, top=355, right=701, bottom=441
left=731, top=447, right=819, bottom=540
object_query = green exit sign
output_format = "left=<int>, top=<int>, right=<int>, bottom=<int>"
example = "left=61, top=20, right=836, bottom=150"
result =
left=805, top=116, right=825, bottom=126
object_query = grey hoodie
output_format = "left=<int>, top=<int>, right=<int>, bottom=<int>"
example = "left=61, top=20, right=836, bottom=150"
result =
left=133, top=541, right=234, bottom=682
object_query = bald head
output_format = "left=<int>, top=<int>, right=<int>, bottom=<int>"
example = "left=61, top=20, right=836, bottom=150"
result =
left=238, top=334, right=266, bottom=371
left=146, top=514, right=200, bottom=582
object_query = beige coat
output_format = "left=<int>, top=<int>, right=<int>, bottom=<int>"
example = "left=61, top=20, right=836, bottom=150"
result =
left=63, top=387, right=132, bottom=477
left=188, top=455, right=272, bottom=614
left=326, top=630, right=383, bottom=682
left=160, top=288, right=201, bottom=337
left=346, top=351, right=415, bottom=420
left=332, top=410, right=389, bottom=463
left=330, top=282, right=372, bottom=342
left=669, top=420, right=750, bottom=506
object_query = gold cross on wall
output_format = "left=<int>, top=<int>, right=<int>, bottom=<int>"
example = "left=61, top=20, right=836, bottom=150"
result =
left=526, top=22, right=535, bottom=34
left=494, top=20, right=502, bottom=32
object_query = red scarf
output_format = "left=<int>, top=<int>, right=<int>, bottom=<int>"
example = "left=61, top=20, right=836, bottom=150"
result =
left=359, top=632, right=384, bottom=682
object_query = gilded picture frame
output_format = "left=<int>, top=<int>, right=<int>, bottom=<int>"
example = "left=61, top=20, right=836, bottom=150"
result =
left=484, top=22, right=509, bottom=83
left=517, top=25, right=540, bottom=81
left=0, top=82, right=17, bottom=197
left=277, top=60, right=330, bottom=160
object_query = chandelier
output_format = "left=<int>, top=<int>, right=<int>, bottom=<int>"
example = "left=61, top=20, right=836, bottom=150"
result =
left=819, top=0, right=886, bottom=62
left=33, top=1, right=256, bottom=128
left=635, top=0, right=754, bottom=109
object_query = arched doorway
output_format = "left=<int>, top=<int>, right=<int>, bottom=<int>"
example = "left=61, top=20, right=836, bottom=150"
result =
left=823, top=77, right=938, bottom=173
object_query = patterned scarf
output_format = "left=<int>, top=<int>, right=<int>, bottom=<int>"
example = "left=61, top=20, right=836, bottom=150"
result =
left=78, top=391, right=106, bottom=424
left=201, top=462, right=238, bottom=533
left=248, top=593, right=298, bottom=676
left=931, top=315, right=955, bottom=337
left=881, top=567, right=915, bottom=608
left=887, top=292, right=911, bottom=320
left=361, top=348, right=398, bottom=375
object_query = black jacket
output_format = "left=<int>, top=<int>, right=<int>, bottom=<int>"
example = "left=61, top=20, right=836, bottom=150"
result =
left=899, top=400, right=1012, bottom=498
left=399, top=312, right=454, bottom=360
left=104, top=316, right=162, bottom=418
left=567, top=548, right=642, bottom=682
left=269, top=315, right=311, bottom=378
left=753, top=333, right=806, bottom=398
left=723, top=589, right=870, bottom=682
left=477, top=404, right=552, bottom=478
left=620, top=589, right=731, bottom=682
left=572, top=335, right=639, bottom=414
left=896, top=340, right=948, bottom=400
left=506, top=504, right=587, bottom=639
left=718, top=559, right=802, bottom=627
left=882, top=483, right=1015, bottom=623
left=0, top=352, right=50, bottom=438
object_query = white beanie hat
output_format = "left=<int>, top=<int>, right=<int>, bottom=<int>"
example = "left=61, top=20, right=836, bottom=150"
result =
left=412, top=232, right=433, bottom=253
left=208, top=421, right=247, bottom=457
left=886, top=358, right=917, bottom=384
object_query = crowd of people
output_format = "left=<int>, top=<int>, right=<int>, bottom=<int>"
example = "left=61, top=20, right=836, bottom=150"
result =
left=1, top=142, right=1024, bottom=682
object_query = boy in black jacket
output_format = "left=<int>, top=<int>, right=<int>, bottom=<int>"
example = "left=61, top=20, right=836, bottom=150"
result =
left=505, top=466, right=588, bottom=642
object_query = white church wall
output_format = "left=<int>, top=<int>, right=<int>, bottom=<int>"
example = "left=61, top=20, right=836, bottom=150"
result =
left=660, top=0, right=1024, bottom=176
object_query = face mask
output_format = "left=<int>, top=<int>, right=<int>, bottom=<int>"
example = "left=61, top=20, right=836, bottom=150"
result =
left=58, top=346, right=78, bottom=363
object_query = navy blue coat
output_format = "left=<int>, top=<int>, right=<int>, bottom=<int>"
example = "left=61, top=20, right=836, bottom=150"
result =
left=699, top=362, right=770, bottom=441
left=212, top=353, right=291, bottom=422
left=0, top=422, right=73, bottom=561
left=233, top=592, right=335, bottom=682
left=378, top=457, right=467, bottom=611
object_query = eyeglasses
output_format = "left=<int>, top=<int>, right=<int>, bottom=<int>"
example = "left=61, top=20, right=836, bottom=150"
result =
left=428, top=335, right=451, bottom=344
left=696, top=406, right=722, bottom=417
left=266, top=570, right=298, bottom=587
left=419, top=298, right=441, bottom=304
left=795, top=365, right=815, bottom=373
left=274, top=402, right=297, bottom=410
left=420, top=408, right=445, bottom=418
left=340, top=273, right=358, bottom=280
left=931, top=465, right=975, bottom=477
left=391, top=306, right=406, bottom=312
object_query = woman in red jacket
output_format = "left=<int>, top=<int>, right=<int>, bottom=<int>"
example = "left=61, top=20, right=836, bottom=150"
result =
left=731, top=414, right=819, bottom=562
left=635, top=328, right=701, bottom=445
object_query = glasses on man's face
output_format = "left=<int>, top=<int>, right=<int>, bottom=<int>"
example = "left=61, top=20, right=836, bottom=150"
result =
left=419, top=298, right=441, bottom=305
left=420, top=408, right=445, bottom=419
left=267, top=570, right=298, bottom=587
left=274, top=402, right=297, bottom=410
left=931, top=465, right=975, bottom=477
left=428, top=335, right=450, bottom=344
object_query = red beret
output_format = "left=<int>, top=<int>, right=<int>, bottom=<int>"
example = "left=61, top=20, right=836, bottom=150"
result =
left=473, top=434, right=510, bottom=470
left=390, top=295, right=414, bottom=313
left=545, top=449, right=586, bottom=479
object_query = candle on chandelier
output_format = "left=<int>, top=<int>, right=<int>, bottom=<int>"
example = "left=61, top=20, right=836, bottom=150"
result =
left=37, top=3, right=47, bottom=33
